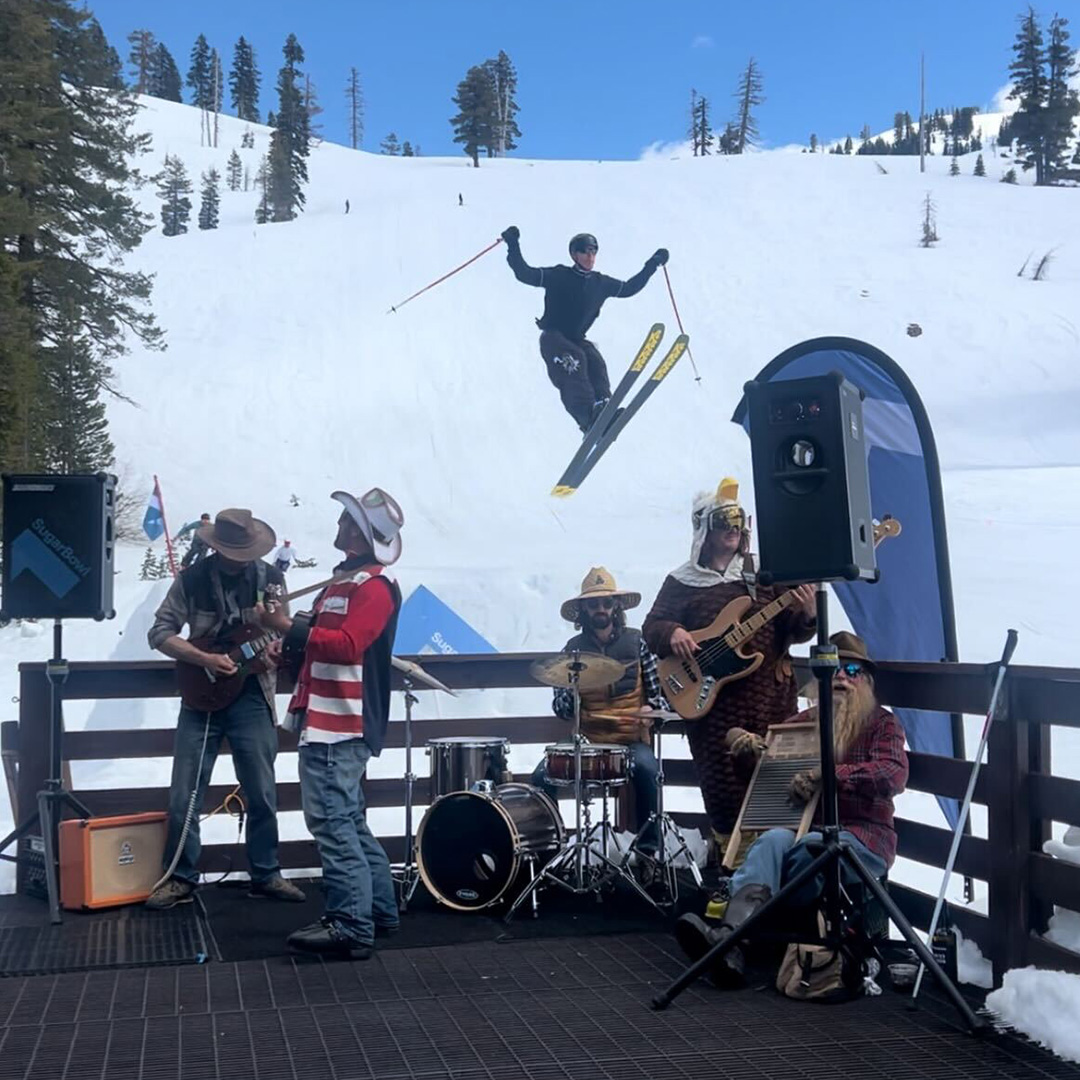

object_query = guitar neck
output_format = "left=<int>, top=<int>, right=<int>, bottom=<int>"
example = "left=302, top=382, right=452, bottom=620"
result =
left=724, top=590, right=797, bottom=647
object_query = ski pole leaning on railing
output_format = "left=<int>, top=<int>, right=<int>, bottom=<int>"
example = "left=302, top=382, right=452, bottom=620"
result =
left=661, top=265, right=701, bottom=383
left=387, top=238, right=504, bottom=314
left=911, top=627, right=1019, bottom=1002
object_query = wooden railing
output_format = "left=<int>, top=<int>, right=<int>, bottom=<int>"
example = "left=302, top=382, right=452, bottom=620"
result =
left=5, top=652, right=1079, bottom=985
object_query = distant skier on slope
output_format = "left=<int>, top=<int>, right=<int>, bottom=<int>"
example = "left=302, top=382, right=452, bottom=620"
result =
left=501, top=226, right=668, bottom=434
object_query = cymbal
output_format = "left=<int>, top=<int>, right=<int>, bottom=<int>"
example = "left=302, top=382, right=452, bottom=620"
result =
left=391, top=655, right=457, bottom=696
left=530, top=653, right=628, bottom=690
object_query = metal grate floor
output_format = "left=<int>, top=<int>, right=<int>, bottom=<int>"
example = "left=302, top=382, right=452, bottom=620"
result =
left=0, top=932, right=1076, bottom=1080
left=0, top=901, right=210, bottom=977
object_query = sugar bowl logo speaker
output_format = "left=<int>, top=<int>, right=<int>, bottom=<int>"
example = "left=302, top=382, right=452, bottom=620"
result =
left=0, top=473, right=116, bottom=621
left=744, top=373, right=877, bottom=585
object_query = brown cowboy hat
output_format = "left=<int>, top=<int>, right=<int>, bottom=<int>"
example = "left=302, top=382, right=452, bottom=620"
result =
left=831, top=631, right=876, bottom=672
left=197, top=508, right=276, bottom=562
left=560, top=567, right=641, bottom=622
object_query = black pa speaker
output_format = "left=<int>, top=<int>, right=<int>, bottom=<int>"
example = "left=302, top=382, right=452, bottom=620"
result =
left=745, top=373, right=877, bottom=586
left=0, top=473, right=116, bottom=621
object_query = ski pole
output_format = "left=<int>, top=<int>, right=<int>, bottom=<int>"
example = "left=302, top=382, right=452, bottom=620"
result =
left=661, top=265, right=701, bottom=383
left=911, top=628, right=1019, bottom=1002
left=387, top=238, right=504, bottom=314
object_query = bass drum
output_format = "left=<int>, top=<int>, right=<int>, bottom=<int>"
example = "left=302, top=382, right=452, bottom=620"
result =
left=416, top=783, right=564, bottom=911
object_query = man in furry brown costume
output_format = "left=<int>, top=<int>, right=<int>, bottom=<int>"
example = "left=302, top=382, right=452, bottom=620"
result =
left=643, top=478, right=816, bottom=862
left=673, top=631, right=909, bottom=986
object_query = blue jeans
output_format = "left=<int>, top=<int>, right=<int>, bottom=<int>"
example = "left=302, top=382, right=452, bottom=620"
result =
left=529, top=741, right=661, bottom=852
left=729, top=828, right=888, bottom=906
left=298, top=738, right=398, bottom=945
left=164, top=681, right=280, bottom=885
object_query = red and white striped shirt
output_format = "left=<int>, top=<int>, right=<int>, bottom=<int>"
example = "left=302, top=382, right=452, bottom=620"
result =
left=287, top=566, right=396, bottom=745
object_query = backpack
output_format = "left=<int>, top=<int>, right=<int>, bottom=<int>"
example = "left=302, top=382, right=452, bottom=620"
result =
left=775, top=911, right=871, bottom=1003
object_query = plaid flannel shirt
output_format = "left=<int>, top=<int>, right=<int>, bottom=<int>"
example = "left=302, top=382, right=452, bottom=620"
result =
left=806, top=704, right=909, bottom=868
left=552, top=637, right=668, bottom=720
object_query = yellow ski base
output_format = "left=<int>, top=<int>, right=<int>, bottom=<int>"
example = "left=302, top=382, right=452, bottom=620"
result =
left=551, top=484, right=577, bottom=498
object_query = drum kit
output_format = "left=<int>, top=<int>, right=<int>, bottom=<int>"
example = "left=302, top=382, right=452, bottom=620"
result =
left=396, top=649, right=702, bottom=922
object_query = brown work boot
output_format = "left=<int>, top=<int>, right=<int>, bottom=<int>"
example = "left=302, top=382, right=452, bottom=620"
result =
left=674, top=883, right=773, bottom=987
left=249, top=874, right=307, bottom=902
left=145, top=878, right=196, bottom=910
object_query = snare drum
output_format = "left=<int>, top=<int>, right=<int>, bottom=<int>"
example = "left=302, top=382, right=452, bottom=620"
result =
left=417, top=783, right=564, bottom=910
left=543, top=743, right=630, bottom=787
left=426, top=736, right=510, bottom=799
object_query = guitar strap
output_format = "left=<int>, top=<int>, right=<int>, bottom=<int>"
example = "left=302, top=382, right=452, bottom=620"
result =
left=741, top=552, right=758, bottom=603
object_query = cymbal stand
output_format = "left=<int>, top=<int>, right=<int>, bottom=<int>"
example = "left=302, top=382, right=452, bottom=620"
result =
left=621, top=718, right=703, bottom=906
left=504, top=654, right=662, bottom=922
left=391, top=675, right=421, bottom=911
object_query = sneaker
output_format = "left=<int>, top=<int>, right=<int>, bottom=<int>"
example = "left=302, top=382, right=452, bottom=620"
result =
left=145, top=878, right=195, bottom=910
left=249, top=874, right=307, bottom=903
left=287, top=920, right=373, bottom=961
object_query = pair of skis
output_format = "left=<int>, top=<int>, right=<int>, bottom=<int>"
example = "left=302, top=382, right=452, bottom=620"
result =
left=552, top=324, right=688, bottom=497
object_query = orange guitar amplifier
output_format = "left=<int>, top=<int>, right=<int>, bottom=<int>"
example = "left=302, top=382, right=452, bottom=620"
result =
left=59, top=812, right=168, bottom=910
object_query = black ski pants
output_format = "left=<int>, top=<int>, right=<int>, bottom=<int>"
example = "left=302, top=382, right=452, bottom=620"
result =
left=539, top=330, right=612, bottom=432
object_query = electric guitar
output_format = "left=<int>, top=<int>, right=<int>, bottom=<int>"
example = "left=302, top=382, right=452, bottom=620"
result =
left=658, top=517, right=901, bottom=720
left=174, top=570, right=359, bottom=711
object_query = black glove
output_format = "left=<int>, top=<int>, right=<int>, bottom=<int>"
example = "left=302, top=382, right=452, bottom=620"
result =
left=647, top=247, right=669, bottom=268
left=501, top=225, right=520, bottom=245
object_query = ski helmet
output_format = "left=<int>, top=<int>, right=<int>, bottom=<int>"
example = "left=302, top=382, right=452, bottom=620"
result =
left=569, top=233, right=599, bottom=256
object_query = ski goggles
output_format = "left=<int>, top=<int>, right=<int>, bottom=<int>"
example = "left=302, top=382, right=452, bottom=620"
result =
left=693, top=505, right=747, bottom=534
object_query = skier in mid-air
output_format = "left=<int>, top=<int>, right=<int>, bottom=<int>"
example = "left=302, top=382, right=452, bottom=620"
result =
left=501, top=226, right=668, bottom=435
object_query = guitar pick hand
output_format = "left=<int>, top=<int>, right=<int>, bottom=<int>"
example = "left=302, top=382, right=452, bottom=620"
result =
left=203, top=652, right=239, bottom=677
left=255, top=601, right=291, bottom=634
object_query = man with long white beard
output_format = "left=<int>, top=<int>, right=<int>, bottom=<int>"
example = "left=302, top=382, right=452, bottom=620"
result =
left=672, top=631, right=908, bottom=986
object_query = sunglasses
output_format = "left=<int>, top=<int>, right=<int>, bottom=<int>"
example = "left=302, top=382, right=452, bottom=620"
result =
left=583, top=597, right=616, bottom=612
left=837, top=662, right=865, bottom=679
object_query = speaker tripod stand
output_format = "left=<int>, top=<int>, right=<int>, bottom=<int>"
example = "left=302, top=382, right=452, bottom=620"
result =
left=0, top=620, right=91, bottom=924
left=651, top=586, right=983, bottom=1034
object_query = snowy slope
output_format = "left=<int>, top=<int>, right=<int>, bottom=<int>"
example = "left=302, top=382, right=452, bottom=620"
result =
left=2, top=97, right=1079, bottom=919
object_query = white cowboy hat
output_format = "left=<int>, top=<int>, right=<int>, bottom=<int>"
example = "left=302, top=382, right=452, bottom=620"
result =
left=332, top=487, right=404, bottom=566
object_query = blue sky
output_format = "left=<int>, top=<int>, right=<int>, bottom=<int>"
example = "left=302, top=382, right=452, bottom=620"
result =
left=90, top=0, right=1034, bottom=158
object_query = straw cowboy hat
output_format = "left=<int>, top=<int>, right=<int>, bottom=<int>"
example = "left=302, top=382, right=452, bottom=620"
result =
left=332, top=487, right=404, bottom=566
left=560, top=567, right=641, bottom=622
left=831, top=631, right=877, bottom=673
left=197, top=508, right=276, bottom=562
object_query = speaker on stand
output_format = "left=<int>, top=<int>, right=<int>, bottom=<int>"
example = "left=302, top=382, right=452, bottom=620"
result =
left=0, top=473, right=117, bottom=923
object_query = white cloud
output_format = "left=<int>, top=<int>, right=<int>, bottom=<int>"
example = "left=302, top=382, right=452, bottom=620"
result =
left=691, top=34, right=714, bottom=49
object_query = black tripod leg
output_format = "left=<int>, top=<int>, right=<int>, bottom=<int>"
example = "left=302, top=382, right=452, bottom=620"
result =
left=842, top=848, right=985, bottom=1033
left=37, top=790, right=62, bottom=925
left=652, top=842, right=836, bottom=1009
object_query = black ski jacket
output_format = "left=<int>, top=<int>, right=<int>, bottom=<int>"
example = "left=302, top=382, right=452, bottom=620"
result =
left=506, top=241, right=657, bottom=341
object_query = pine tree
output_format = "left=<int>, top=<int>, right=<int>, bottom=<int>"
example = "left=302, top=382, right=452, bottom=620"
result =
left=229, top=35, right=260, bottom=122
left=127, top=29, right=156, bottom=94
left=198, top=168, right=220, bottom=230
left=226, top=148, right=242, bottom=191
left=401, top=141, right=414, bottom=156
left=210, top=47, right=223, bottom=147
left=733, top=57, right=764, bottom=153
left=450, top=65, right=495, bottom=167
left=0, top=3, right=161, bottom=477
left=859, top=123, right=872, bottom=143
left=241, top=127, right=255, bottom=149
left=346, top=67, right=364, bottom=148
left=692, top=94, right=713, bottom=156
left=303, top=74, right=323, bottom=144
left=266, top=109, right=276, bottom=127
left=151, top=42, right=182, bottom=101
left=716, top=122, right=738, bottom=154
left=809, top=133, right=818, bottom=152
left=139, top=547, right=157, bottom=580
left=254, top=155, right=271, bottom=222
left=158, top=154, right=193, bottom=235
left=1008, top=8, right=1049, bottom=183
left=1001, top=167, right=1018, bottom=183
left=380, top=132, right=401, bottom=155
left=919, top=192, right=939, bottom=247
left=483, top=50, right=521, bottom=155
left=265, top=34, right=311, bottom=222
left=187, top=33, right=213, bottom=144
left=39, top=306, right=115, bottom=473
left=974, top=152, right=986, bottom=176
left=949, top=155, right=960, bottom=176
left=689, top=89, right=699, bottom=155
left=1046, top=15, right=1080, bottom=181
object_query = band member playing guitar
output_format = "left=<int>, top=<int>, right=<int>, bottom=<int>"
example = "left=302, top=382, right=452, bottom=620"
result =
left=145, top=508, right=306, bottom=910
left=642, top=478, right=816, bottom=868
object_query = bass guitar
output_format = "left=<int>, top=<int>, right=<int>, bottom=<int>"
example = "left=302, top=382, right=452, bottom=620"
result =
left=174, top=570, right=359, bottom=711
left=658, top=517, right=901, bottom=720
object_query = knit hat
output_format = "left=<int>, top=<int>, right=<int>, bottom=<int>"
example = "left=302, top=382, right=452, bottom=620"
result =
left=560, top=567, right=641, bottom=622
